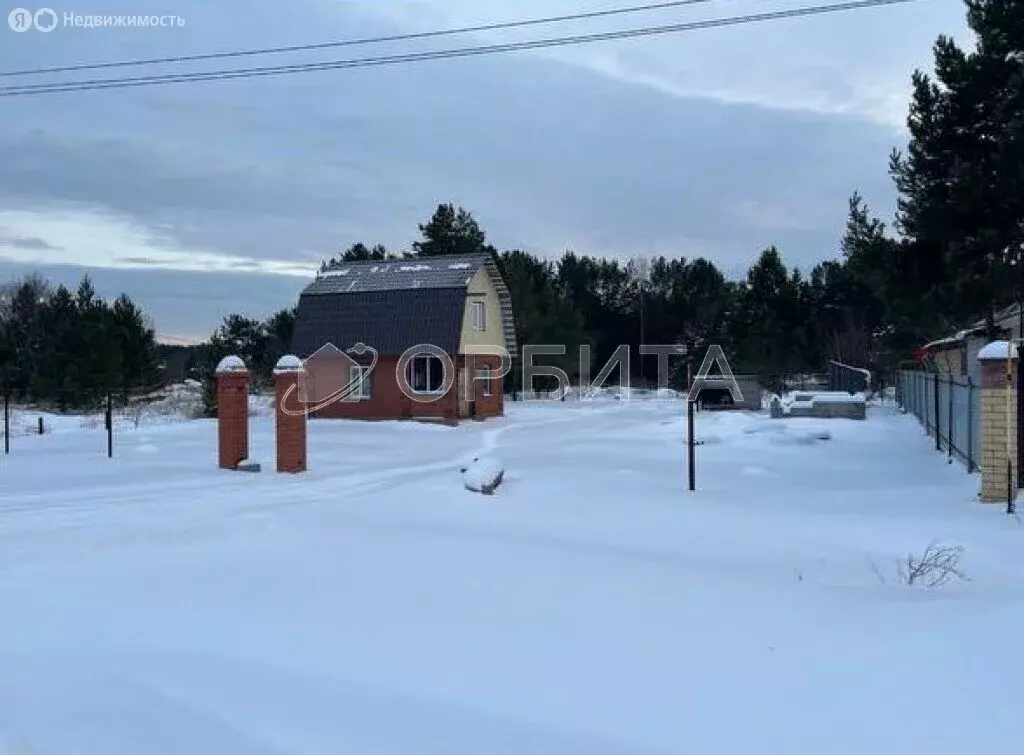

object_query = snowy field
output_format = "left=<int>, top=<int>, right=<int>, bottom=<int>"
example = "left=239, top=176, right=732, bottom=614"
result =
left=0, top=397, right=1021, bottom=754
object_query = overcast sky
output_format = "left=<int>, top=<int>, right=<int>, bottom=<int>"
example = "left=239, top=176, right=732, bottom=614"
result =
left=0, top=0, right=968, bottom=341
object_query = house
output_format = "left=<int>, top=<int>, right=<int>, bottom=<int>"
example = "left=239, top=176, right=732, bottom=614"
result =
left=289, top=253, right=517, bottom=423
left=920, top=303, right=1022, bottom=382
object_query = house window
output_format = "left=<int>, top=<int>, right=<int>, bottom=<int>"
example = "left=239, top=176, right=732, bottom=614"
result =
left=471, top=300, right=486, bottom=331
left=348, top=365, right=371, bottom=400
left=477, top=366, right=493, bottom=397
left=408, top=355, right=445, bottom=394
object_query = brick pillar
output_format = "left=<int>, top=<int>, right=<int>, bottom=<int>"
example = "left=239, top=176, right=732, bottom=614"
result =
left=274, top=355, right=307, bottom=474
left=978, top=342, right=1018, bottom=503
left=216, top=355, right=250, bottom=470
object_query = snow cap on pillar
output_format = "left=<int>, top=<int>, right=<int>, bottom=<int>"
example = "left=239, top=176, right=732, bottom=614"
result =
left=274, top=355, right=304, bottom=374
left=216, top=355, right=247, bottom=374
left=977, top=340, right=1018, bottom=361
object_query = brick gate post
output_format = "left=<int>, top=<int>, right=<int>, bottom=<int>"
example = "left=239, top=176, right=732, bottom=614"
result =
left=274, top=355, right=307, bottom=474
left=978, top=341, right=1019, bottom=503
left=216, top=355, right=250, bottom=470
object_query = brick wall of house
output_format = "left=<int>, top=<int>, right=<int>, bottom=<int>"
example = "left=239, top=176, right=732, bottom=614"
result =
left=461, top=354, right=504, bottom=420
left=311, top=355, right=460, bottom=424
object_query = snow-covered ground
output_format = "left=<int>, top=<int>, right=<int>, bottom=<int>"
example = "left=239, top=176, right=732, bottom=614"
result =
left=0, top=398, right=1020, bottom=754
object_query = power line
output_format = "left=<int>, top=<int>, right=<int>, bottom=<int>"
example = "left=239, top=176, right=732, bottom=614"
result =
left=0, top=0, right=922, bottom=98
left=0, top=0, right=726, bottom=78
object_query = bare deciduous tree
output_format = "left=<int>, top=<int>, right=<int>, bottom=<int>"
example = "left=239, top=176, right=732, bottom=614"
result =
left=898, top=541, right=968, bottom=588
left=868, top=541, right=968, bottom=589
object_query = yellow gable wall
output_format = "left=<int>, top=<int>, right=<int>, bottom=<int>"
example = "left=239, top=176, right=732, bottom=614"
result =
left=459, top=267, right=505, bottom=355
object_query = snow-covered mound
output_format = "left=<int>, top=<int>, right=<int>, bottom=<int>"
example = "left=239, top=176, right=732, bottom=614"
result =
left=462, top=456, right=505, bottom=495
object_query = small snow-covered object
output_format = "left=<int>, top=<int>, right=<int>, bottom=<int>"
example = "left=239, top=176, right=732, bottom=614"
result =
left=462, top=456, right=505, bottom=495
left=977, top=340, right=1018, bottom=361
left=215, top=355, right=247, bottom=374
left=273, top=354, right=303, bottom=374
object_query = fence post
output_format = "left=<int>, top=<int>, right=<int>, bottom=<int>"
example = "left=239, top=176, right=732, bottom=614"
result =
left=967, top=377, right=974, bottom=473
left=3, top=390, right=8, bottom=455
left=934, top=371, right=941, bottom=451
left=38, top=416, right=43, bottom=435
left=948, top=375, right=954, bottom=459
left=106, top=392, right=113, bottom=459
left=921, top=371, right=925, bottom=420
left=687, top=399, right=696, bottom=491
left=922, top=371, right=926, bottom=420
left=978, top=346, right=1019, bottom=503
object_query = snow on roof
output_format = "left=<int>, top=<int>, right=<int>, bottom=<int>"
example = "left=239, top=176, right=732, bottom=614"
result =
left=306, top=253, right=492, bottom=295
left=923, top=335, right=962, bottom=349
left=923, top=328, right=985, bottom=349
left=977, top=340, right=1019, bottom=360
left=215, top=355, right=247, bottom=374
left=273, top=355, right=304, bottom=373
left=811, top=394, right=865, bottom=405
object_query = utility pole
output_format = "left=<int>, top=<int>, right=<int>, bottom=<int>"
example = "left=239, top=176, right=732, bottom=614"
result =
left=632, top=255, right=649, bottom=386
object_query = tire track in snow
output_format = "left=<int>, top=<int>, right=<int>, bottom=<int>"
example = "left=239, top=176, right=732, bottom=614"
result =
left=0, top=406, right=626, bottom=567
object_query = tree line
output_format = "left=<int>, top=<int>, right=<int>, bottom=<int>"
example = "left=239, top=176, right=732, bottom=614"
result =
left=312, top=202, right=881, bottom=391
left=0, top=274, right=161, bottom=410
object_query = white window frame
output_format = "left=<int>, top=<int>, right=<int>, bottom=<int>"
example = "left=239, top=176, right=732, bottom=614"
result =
left=477, top=365, right=493, bottom=397
left=407, top=355, right=445, bottom=395
left=470, top=300, right=486, bottom=331
left=348, top=365, right=371, bottom=400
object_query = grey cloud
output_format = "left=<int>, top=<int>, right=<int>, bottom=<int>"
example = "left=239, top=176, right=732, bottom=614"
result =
left=0, top=260, right=307, bottom=338
left=114, top=256, right=163, bottom=265
left=0, top=235, right=63, bottom=251
left=0, top=0, right=910, bottom=334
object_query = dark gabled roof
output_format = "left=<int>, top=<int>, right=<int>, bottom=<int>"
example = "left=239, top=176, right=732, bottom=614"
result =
left=302, top=253, right=492, bottom=295
left=291, top=288, right=467, bottom=358
left=291, top=251, right=518, bottom=358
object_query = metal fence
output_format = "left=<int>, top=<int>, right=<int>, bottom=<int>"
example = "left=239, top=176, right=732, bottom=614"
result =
left=827, top=360, right=872, bottom=394
left=897, top=370, right=980, bottom=472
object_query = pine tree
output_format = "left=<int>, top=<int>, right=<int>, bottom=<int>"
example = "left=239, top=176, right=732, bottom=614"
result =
left=264, top=307, right=298, bottom=371
left=111, top=294, right=160, bottom=399
left=890, top=0, right=1024, bottom=331
left=35, top=285, right=77, bottom=409
left=0, top=275, right=47, bottom=397
left=413, top=204, right=490, bottom=257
